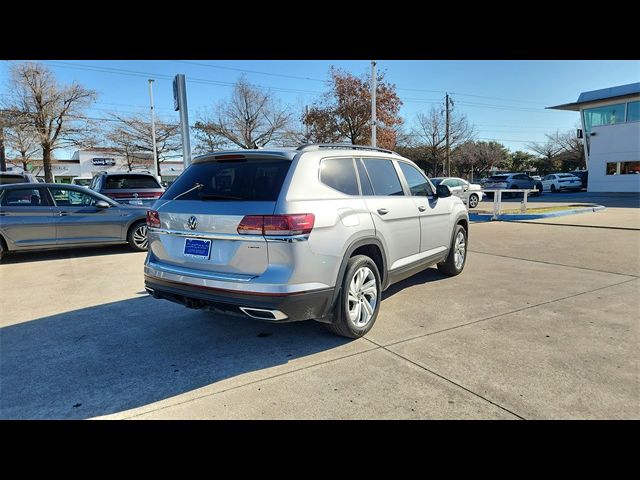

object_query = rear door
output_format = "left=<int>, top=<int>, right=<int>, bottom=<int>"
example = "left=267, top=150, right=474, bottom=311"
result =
left=49, top=187, right=123, bottom=244
left=148, top=157, right=292, bottom=276
left=0, top=187, right=56, bottom=248
left=360, top=158, right=420, bottom=270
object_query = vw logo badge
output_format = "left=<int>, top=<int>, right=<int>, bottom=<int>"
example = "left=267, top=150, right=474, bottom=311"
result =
left=187, top=216, right=198, bottom=230
left=132, top=192, right=139, bottom=198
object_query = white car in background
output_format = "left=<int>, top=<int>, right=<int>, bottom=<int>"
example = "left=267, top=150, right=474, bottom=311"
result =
left=541, top=173, right=582, bottom=192
left=430, top=177, right=484, bottom=208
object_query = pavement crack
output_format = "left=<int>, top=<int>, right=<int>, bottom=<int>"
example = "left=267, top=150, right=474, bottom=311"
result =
left=363, top=337, right=525, bottom=420
left=381, top=277, right=638, bottom=349
left=469, top=250, right=639, bottom=278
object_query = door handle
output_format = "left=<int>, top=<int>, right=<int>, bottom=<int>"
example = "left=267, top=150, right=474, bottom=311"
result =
left=56, top=211, right=70, bottom=217
left=377, top=208, right=389, bottom=215
left=418, top=206, right=426, bottom=212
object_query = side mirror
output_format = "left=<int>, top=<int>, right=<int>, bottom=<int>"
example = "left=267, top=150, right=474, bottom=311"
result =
left=436, top=184, right=452, bottom=198
left=95, top=200, right=110, bottom=209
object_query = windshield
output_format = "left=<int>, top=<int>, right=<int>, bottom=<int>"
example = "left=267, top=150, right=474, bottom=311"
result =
left=73, top=178, right=92, bottom=186
left=488, top=175, right=509, bottom=181
left=430, top=178, right=443, bottom=186
left=163, top=160, right=291, bottom=201
left=558, top=174, right=577, bottom=178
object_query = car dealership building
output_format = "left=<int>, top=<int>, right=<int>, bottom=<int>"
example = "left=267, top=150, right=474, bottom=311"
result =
left=549, top=82, right=640, bottom=193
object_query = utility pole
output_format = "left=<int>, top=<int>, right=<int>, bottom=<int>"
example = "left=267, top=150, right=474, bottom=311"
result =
left=445, top=92, right=451, bottom=177
left=173, top=74, right=192, bottom=168
left=147, top=79, right=160, bottom=178
left=371, top=60, right=377, bottom=147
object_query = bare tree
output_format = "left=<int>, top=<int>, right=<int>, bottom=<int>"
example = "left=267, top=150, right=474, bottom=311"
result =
left=5, top=62, right=97, bottom=182
left=192, top=124, right=227, bottom=154
left=411, top=103, right=474, bottom=177
left=194, top=77, right=292, bottom=149
left=109, top=114, right=181, bottom=175
left=452, top=140, right=509, bottom=179
left=4, top=114, right=40, bottom=170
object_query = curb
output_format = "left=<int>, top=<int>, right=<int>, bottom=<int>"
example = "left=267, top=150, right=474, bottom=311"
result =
left=469, top=205, right=606, bottom=222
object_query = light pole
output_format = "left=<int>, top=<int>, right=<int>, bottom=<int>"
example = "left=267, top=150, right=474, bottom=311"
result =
left=148, top=79, right=159, bottom=178
left=371, top=60, right=377, bottom=147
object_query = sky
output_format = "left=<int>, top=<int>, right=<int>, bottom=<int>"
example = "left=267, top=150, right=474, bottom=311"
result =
left=1, top=60, right=639, bottom=159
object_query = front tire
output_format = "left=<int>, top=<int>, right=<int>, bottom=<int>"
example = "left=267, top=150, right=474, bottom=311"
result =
left=325, top=255, right=382, bottom=339
left=437, top=224, right=468, bottom=277
left=468, top=193, right=479, bottom=208
left=127, top=220, right=148, bottom=252
left=550, top=184, right=557, bottom=193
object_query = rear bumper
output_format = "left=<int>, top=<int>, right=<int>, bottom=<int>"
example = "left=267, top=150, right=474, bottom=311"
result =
left=144, top=275, right=334, bottom=322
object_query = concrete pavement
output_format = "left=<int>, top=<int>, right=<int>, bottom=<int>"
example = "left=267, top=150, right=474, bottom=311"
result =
left=1, top=206, right=638, bottom=419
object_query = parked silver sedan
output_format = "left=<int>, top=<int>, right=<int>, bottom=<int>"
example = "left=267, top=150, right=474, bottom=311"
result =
left=0, top=183, right=148, bottom=261
left=430, top=177, right=484, bottom=208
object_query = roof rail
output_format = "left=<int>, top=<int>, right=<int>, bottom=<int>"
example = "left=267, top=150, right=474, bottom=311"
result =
left=296, top=143, right=397, bottom=155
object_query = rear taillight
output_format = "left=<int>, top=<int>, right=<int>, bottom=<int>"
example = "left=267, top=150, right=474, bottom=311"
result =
left=237, top=214, right=315, bottom=236
left=146, top=210, right=161, bottom=228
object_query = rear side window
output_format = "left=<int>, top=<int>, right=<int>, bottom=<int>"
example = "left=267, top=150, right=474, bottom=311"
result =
left=0, top=175, right=27, bottom=185
left=362, top=159, right=404, bottom=196
left=1, top=188, right=44, bottom=206
left=104, top=175, right=160, bottom=189
left=164, top=160, right=291, bottom=201
left=320, top=158, right=359, bottom=195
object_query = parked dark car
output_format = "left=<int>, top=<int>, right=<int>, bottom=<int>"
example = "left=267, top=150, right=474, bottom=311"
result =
left=0, top=183, right=148, bottom=261
left=0, top=171, right=39, bottom=185
left=89, top=171, right=164, bottom=206
left=569, top=170, right=588, bottom=190
left=482, top=173, right=543, bottom=197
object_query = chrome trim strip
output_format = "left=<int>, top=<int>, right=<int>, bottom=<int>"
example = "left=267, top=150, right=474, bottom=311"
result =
left=147, top=260, right=255, bottom=282
left=148, top=227, right=264, bottom=242
left=264, top=234, right=310, bottom=243
left=239, top=307, right=288, bottom=321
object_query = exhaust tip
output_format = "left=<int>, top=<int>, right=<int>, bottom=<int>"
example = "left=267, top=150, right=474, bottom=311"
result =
left=239, top=307, right=288, bottom=321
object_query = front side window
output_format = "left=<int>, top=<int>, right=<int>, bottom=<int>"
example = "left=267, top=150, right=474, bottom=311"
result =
left=0, top=188, right=44, bottom=206
left=362, top=159, right=404, bottom=196
left=583, top=103, right=626, bottom=133
left=320, top=158, right=359, bottom=195
left=50, top=188, right=98, bottom=206
left=627, top=101, right=640, bottom=122
left=398, top=162, right=433, bottom=196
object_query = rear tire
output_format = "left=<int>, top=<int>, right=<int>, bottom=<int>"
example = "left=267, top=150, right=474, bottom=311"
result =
left=127, top=220, right=148, bottom=252
left=437, top=224, right=468, bottom=277
left=325, top=255, right=382, bottom=339
left=0, top=240, right=4, bottom=263
left=535, top=182, right=543, bottom=196
left=468, top=193, right=479, bottom=209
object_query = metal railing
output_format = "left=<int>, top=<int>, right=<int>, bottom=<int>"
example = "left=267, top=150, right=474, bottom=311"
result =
left=482, top=188, right=541, bottom=219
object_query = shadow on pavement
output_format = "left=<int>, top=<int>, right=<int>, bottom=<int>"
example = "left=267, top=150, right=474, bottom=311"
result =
left=0, top=297, right=349, bottom=419
left=1, top=244, right=137, bottom=264
left=382, top=267, right=445, bottom=300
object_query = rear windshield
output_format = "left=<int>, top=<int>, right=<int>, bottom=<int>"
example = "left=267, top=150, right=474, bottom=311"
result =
left=163, top=160, right=291, bottom=201
left=0, top=174, right=27, bottom=185
left=104, top=175, right=160, bottom=189
left=488, top=175, right=509, bottom=181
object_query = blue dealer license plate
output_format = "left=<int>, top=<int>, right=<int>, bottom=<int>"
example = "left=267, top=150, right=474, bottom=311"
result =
left=183, top=238, right=211, bottom=258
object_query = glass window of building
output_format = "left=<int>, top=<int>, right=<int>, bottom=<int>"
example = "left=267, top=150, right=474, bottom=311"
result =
left=626, top=101, right=640, bottom=122
left=583, top=103, right=626, bottom=132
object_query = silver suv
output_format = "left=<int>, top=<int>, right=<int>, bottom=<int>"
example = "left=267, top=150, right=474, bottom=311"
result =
left=144, top=144, right=469, bottom=338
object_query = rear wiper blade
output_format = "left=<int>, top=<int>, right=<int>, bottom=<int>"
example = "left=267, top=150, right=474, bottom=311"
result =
left=197, top=193, right=243, bottom=200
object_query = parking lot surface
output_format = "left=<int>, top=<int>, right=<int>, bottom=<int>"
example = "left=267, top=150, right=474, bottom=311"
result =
left=1, top=193, right=638, bottom=419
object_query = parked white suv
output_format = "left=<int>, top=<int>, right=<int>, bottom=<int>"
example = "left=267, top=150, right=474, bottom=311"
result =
left=144, top=144, right=469, bottom=338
